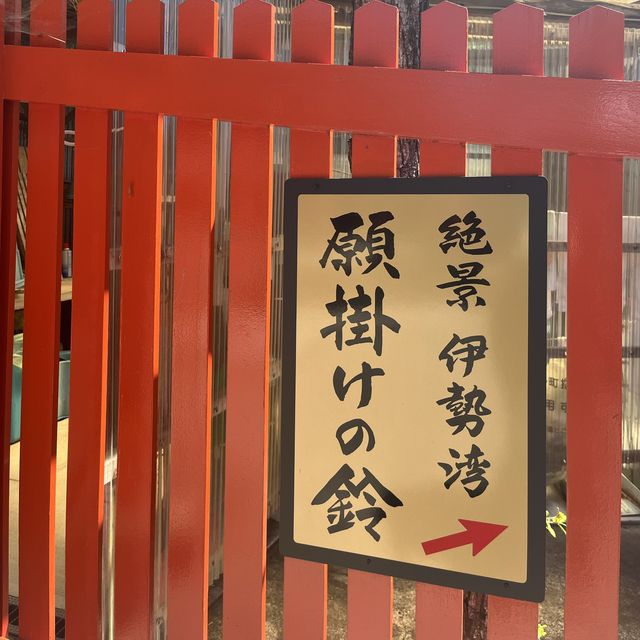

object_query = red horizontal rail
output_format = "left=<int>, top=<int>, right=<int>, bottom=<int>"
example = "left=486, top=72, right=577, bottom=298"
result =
left=2, top=45, right=640, bottom=157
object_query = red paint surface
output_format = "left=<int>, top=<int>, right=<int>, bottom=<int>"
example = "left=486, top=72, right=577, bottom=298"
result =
left=290, top=0, right=334, bottom=66
left=19, top=102, right=64, bottom=640
left=125, top=0, right=164, bottom=55
left=113, top=3, right=164, bottom=638
left=487, top=597, right=539, bottom=640
left=415, top=584, right=463, bottom=640
left=416, top=6, right=466, bottom=637
left=18, top=1, right=65, bottom=636
left=0, top=0, right=21, bottom=631
left=347, top=570, right=393, bottom=640
left=222, top=3, right=274, bottom=640
left=4, top=47, right=640, bottom=158
left=0, top=1, right=20, bottom=628
left=420, top=1, right=467, bottom=178
left=283, top=3, right=333, bottom=639
left=421, top=1, right=467, bottom=73
left=64, top=3, right=112, bottom=639
left=487, top=8, right=543, bottom=635
left=492, top=3, right=543, bottom=77
left=114, top=117, right=163, bottom=639
left=347, top=5, right=397, bottom=639
left=283, top=557, right=328, bottom=640
left=166, top=2, right=217, bottom=638
left=565, top=12, right=624, bottom=640
left=0, top=104, right=18, bottom=640
left=29, top=0, right=66, bottom=47
left=491, top=2, right=544, bottom=177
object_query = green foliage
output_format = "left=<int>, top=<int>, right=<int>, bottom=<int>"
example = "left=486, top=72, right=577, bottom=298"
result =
left=537, top=511, right=567, bottom=638
left=545, top=510, right=567, bottom=538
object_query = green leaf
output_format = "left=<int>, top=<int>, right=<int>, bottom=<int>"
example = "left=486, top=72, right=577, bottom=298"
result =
left=546, top=509, right=567, bottom=538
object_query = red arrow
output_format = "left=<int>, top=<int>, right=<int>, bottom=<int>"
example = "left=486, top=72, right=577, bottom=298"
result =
left=421, top=519, right=508, bottom=557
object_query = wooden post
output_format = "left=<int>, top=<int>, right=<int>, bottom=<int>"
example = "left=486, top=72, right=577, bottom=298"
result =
left=113, top=1, right=164, bottom=637
left=284, top=2, right=335, bottom=638
left=565, top=8, right=624, bottom=640
left=223, top=2, right=275, bottom=639
left=167, top=1, right=218, bottom=637
left=65, top=0, right=113, bottom=638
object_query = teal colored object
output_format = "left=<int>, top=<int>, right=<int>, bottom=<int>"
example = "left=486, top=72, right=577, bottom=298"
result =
left=10, top=334, right=71, bottom=444
left=10, top=363, right=21, bottom=444
left=58, top=350, right=71, bottom=420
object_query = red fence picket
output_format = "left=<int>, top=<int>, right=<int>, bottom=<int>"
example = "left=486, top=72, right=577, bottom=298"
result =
left=347, top=3, right=398, bottom=640
left=167, top=1, right=218, bottom=638
left=565, top=8, right=624, bottom=640
left=113, top=2, right=164, bottom=638
left=0, top=0, right=21, bottom=634
left=222, top=2, right=275, bottom=639
left=284, top=2, right=334, bottom=637
left=487, top=5, right=544, bottom=639
left=0, top=1, right=636, bottom=639
left=416, top=3, right=467, bottom=638
left=65, top=1, right=112, bottom=638
left=420, top=1, right=467, bottom=178
left=18, top=0, right=66, bottom=635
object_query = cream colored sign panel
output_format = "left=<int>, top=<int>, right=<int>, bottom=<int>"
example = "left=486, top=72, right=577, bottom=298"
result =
left=281, top=178, right=546, bottom=602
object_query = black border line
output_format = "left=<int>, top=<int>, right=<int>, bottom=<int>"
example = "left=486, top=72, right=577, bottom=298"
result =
left=280, top=176, right=547, bottom=603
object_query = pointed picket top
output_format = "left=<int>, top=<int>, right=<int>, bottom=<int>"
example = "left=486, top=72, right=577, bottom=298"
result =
left=420, top=1, right=467, bottom=71
left=569, top=5, right=624, bottom=80
left=126, top=0, right=164, bottom=53
left=179, top=0, right=218, bottom=57
left=493, top=2, right=544, bottom=75
left=234, top=0, right=275, bottom=61
left=77, top=0, right=113, bottom=50
left=292, top=0, right=334, bottom=64
left=354, top=0, right=399, bottom=68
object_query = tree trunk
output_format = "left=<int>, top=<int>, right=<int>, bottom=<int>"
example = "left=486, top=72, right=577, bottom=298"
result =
left=465, top=591, right=488, bottom=640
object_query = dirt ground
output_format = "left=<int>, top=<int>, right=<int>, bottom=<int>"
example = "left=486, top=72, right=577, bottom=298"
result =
left=207, top=525, right=640, bottom=639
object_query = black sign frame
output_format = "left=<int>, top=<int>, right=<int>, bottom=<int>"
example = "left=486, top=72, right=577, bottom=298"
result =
left=280, top=176, right=547, bottom=603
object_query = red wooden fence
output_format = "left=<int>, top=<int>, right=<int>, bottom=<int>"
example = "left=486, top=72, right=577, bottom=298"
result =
left=65, top=1, right=112, bottom=639
left=168, top=1, right=217, bottom=638
left=0, top=0, right=634, bottom=638
left=283, top=3, right=333, bottom=639
left=486, top=5, right=544, bottom=639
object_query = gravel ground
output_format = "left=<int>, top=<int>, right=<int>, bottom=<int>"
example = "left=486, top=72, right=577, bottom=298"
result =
left=208, top=525, right=640, bottom=639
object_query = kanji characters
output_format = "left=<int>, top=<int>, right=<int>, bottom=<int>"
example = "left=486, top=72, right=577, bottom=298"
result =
left=333, top=362, right=385, bottom=409
left=312, top=464, right=403, bottom=541
left=315, top=208, right=404, bottom=543
left=321, top=284, right=401, bottom=356
left=438, top=444, right=491, bottom=498
left=437, top=382, right=491, bottom=437
left=439, top=333, right=488, bottom=377
left=437, top=262, right=490, bottom=311
left=335, top=418, right=376, bottom=455
left=320, top=210, right=400, bottom=278
left=438, top=210, right=493, bottom=255
left=436, top=207, right=494, bottom=500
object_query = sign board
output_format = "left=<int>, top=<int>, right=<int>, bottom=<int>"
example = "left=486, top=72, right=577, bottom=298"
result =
left=280, top=177, right=546, bottom=602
